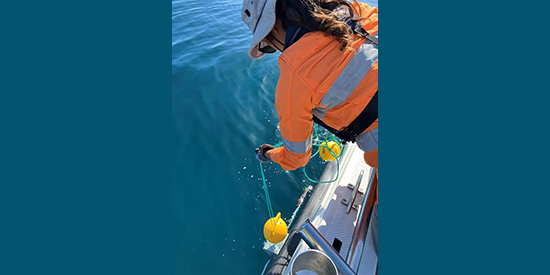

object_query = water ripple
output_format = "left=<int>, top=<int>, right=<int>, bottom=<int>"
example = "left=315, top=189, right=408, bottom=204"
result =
left=173, top=1, right=377, bottom=274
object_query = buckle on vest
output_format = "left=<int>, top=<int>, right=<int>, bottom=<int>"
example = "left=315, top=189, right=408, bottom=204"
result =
left=342, top=127, right=358, bottom=143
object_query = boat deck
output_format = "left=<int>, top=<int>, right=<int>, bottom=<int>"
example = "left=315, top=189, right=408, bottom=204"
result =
left=266, top=143, right=377, bottom=275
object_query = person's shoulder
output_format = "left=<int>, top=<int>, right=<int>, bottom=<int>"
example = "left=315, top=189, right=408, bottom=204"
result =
left=352, top=2, right=378, bottom=35
left=278, top=31, right=335, bottom=71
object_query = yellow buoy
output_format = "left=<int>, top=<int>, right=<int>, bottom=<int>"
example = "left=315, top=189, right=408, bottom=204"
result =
left=263, top=212, right=288, bottom=244
left=319, top=141, right=341, bottom=161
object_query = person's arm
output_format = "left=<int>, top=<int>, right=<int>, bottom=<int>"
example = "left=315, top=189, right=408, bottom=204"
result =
left=268, top=57, right=314, bottom=170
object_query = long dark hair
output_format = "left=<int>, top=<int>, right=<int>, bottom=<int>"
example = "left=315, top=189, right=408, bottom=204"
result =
left=275, top=0, right=364, bottom=51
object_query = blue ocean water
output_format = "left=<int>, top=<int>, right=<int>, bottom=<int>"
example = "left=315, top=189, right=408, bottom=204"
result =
left=172, top=1, right=377, bottom=274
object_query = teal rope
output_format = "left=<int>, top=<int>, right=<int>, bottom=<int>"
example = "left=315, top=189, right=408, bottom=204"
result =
left=302, top=145, right=340, bottom=184
left=259, top=161, right=275, bottom=220
left=258, top=125, right=345, bottom=219
left=303, top=124, right=343, bottom=183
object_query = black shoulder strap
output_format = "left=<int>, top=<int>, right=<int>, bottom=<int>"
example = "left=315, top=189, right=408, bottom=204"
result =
left=345, top=91, right=378, bottom=140
left=313, top=91, right=378, bottom=143
left=363, top=33, right=378, bottom=46
left=348, top=20, right=378, bottom=46
left=312, top=115, right=352, bottom=141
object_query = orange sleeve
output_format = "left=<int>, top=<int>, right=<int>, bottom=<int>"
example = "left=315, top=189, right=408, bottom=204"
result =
left=268, top=57, right=314, bottom=170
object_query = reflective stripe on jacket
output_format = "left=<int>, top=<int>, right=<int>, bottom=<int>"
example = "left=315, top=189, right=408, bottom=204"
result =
left=270, top=3, right=378, bottom=170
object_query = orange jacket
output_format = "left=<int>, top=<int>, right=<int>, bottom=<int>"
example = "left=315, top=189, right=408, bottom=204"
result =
left=269, top=3, right=378, bottom=171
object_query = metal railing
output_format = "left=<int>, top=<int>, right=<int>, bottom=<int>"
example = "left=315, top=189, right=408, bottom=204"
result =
left=296, top=166, right=377, bottom=275
left=346, top=166, right=377, bottom=271
left=298, top=220, right=356, bottom=275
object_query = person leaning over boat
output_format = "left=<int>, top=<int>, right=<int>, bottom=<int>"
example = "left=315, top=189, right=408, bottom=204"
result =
left=244, top=0, right=378, bottom=253
left=243, top=0, right=377, bottom=191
